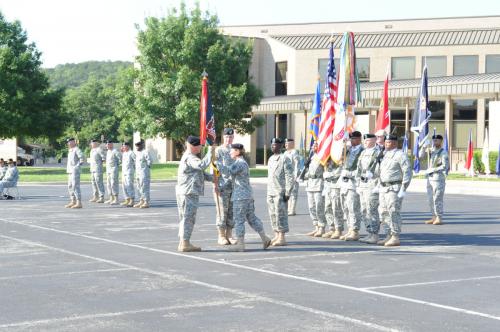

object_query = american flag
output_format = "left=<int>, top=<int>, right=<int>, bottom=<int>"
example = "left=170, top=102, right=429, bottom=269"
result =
left=317, top=42, right=337, bottom=164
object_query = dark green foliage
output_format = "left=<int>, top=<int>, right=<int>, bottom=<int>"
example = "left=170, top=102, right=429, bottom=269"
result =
left=472, top=151, right=499, bottom=173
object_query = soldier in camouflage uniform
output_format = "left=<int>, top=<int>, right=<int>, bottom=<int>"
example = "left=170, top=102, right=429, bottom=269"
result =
left=89, top=139, right=105, bottom=203
left=219, top=143, right=272, bottom=251
left=356, top=134, right=381, bottom=244
left=65, top=138, right=84, bottom=209
left=424, top=134, right=449, bottom=225
left=120, top=142, right=136, bottom=207
left=304, top=142, right=327, bottom=237
left=339, top=131, right=363, bottom=241
left=134, top=140, right=152, bottom=208
left=322, top=159, right=344, bottom=239
left=284, top=138, right=301, bottom=216
left=105, top=141, right=121, bottom=205
left=213, top=128, right=236, bottom=245
left=377, top=134, right=412, bottom=247
left=176, top=136, right=213, bottom=252
left=267, top=138, right=294, bottom=246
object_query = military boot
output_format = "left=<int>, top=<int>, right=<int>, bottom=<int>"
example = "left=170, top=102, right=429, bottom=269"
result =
left=120, top=198, right=129, bottom=206
left=433, top=216, right=443, bottom=225
left=217, top=228, right=230, bottom=245
left=126, top=198, right=134, bottom=207
left=104, top=196, right=113, bottom=204
left=271, top=232, right=287, bottom=246
left=322, top=229, right=335, bottom=238
left=340, top=229, right=352, bottom=241
left=139, top=201, right=150, bottom=209
left=271, top=231, right=279, bottom=244
left=96, top=196, right=105, bottom=203
left=313, top=226, right=325, bottom=237
left=65, top=199, right=76, bottom=208
left=71, top=200, right=82, bottom=209
left=331, top=229, right=343, bottom=239
left=345, top=230, right=360, bottom=241
left=178, top=240, right=202, bottom=252
left=259, top=232, right=272, bottom=249
left=89, top=195, right=98, bottom=203
left=227, top=237, right=245, bottom=252
left=384, top=234, right=400, bottom=247
left=365, top=234, right=379, bottom=244
left=133, top=199, right=144, bottom=208
left=110, top=195, right=118, bottom=205
left=377, top=234, right=392, bottom=246
left=226, top=227, right=237, bottom=244
left=306, top=226, right=318, bottom=236
left=425, top=216, right=436, bottom=224
left=359, top=234, right=372, bottom=243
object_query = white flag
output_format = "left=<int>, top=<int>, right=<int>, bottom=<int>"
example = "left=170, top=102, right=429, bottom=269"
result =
left=482, top=128, right=490, bottom=175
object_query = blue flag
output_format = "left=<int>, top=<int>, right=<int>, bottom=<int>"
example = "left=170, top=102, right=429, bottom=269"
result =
left=411, top=65, right=431, bottom=172
left=496, top=143, right=500, bottom=176
left=444, top=129, right=450, bottom=174
left=413, top=135, right=421, bottom=173
left=309, top=80, right=321, bottom=147
left=402, top=134, right=408, bottom=154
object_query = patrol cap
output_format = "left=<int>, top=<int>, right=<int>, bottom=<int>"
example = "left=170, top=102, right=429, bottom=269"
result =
left=66, top=137, right=75, bottom=143
left=231, top=143, right=244, bottom=150
left=284, top=138, right=294, bottom=142
left=223, top=128, right=234, bottom=135
left=271, top=137, right=283, bottom=144
left=363, top=133, right=376, bottom=139
left=349, top=131, right=362, bottom=138
left=385, top=134, right=398, bottom=141
left=186, top=136, right=201, bottom=146
left=432, top=134, right=443, bottom=140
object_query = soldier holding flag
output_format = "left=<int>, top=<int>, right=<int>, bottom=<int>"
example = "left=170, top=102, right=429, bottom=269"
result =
left=424, top=134, right=449, bottom=225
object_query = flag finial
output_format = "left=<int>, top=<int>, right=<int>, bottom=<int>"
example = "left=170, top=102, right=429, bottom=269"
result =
left=202, top=70, right=208, bottom=78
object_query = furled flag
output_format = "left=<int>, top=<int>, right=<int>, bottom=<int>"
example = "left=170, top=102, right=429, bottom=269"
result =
left=496, top=143, right=500, bottom=176
left=465, top=128, right=474, bottom=175
left=199, top=72, right=216, bottom=145
left=444, top=128, right=450, bottom=174
left=309, top=79, right=322, bottom=147
left=413, top=135, right=421, bottom=173
left=411, top=64, right=431, bottom=172
left=402, top=133, right=409, bottom=154
left=317, top=41, right=337, bottom=164
left=375, top=70, right=390, bottom=133
left=482, top=128, right=491, bottom=174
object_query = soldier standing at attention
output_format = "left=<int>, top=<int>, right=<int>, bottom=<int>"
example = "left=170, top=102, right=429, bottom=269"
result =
left=120, top=142, right=136, bottom=207
left=304, top=142, right=327, bottom=237
left=134, top=140, right=152, bottom=208
left=424, top=134, right=449, bottom=225
left=267, top=138, right=294, bottom=246
left=176, top=136, right=213, bottom=252
left=284, top=138, right=301, bottom=216
left=377, top=134, right=412, bottom=247
left=339, top=131, right=363, bottom=241
left=65, top=138, right=84, bottom=209
left=322, top=158, right=345, bottom=239
left=89, top=139, right=105, bottom=204
left=105, top=141, right=121, bottom=205
left=214, top=128, right=236, bottom=246
left=0, top=159, right=7, bottom=180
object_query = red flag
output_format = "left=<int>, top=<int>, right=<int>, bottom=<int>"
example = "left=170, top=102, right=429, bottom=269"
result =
left=375, top=72, right=390, bottom=133
left=199, top=75, right=208, bottom=145
left=465, top=129, right=474, bottom=170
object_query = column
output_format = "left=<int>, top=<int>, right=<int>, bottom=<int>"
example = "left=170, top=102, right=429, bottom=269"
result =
left=477, top=98, right=485, bottom=148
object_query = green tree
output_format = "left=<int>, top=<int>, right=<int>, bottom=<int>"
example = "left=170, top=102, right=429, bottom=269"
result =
left=131, top=2, right=262, bottom=147
left=0, top=12, right=66, bottom=140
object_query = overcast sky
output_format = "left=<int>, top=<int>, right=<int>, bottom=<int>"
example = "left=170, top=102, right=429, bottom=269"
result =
left=1, top=0, right=499, bottom=68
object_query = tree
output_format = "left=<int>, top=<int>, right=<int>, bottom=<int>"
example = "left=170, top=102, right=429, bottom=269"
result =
left=0, top=12, right=66, bottom=140
left=131, top=2, right=262, bottom=147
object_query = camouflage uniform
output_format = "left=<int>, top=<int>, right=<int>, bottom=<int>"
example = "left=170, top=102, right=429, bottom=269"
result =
left=426, top=147, right=449, bottom=218
left=356, top=147, right=381, bottom=234
left=135, top=149, right=152, bottom=203
left=339, top=145, right=363, bottom=231
left=106, top=148, right=121, bottom=196
left=378, top=149, right=412, bottom=235
left=0, top=165, right=19, bottom=191
left=305, top=155, right=326, bottom=228
left=267, top=153, right=294, bottom=233
left=284, top=148, right=301, bottom=215
left=89, top=147, right=105, bottom=199
left=323, top=160, right=344, bottom=232
left=176, top=149, right=212, bottom=240
left=67, top=147, right=84, bottom=201
left=0, top=165, right=8, bottom=180
left=122, top=150, right=136, bottom=200
left=214, top=145, right=234, bottom=230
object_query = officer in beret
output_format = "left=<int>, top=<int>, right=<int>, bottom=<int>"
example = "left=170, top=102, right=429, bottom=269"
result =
left=65, top=138, right=84, bottom=209
left=120, top=142, right=136, bottom=207
left=89, top=139, right=105, bottom=204
left=177, top=135, right=213, bottom=252
left=105, top=140, right=121, bottom=205
left=284, top=138, right=301, bottom=216
left=424, top=134, right=449, bottom=225
left=134, top=140, right=151, bottom=208
left=267, top=137, right=294, bottom=246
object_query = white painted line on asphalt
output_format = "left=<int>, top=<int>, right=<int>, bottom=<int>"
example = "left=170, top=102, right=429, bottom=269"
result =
left=363, top=275, right=500, bottom=290
left=2, top=219, right=500, bottom=323
left=0, top=268, right=132, bottom=281
left=0, top=235, right=396, bottom=332
left=228, top=250, right=379, bottom=262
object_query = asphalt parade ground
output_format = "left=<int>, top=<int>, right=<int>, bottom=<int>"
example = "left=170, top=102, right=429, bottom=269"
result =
left=1, top=183, right=500, bottom=331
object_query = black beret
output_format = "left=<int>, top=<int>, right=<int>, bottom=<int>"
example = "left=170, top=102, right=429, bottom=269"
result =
left=271, top=137, right=283, bottom=144
left=385, top=134, right=398, bottom=141
left=122, top=142, right=131, bottom=146
left=349, top=131, right=362, bottom=138
left=8, top=158, right=14, bottom=164
left=105, top=140, right=113, bottom=144
left=231, top=143, right=244, bottom=150
left=66, top=137, right=75, bottom=143
left=186, top=136, right=201, bottom=146
left=363, top=134, right=375, bottom=139
left=90, top=139, right=99, bottom=143
left=223, top=128, right=234, bottom=135
left=135, top=140, right=144, bottom=146
left=284, top=138, right=294, bottom=142
left=432, top=134, right=443, bottom=140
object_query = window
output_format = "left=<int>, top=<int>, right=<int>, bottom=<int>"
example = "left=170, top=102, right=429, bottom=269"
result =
left=452, top=99, right=477, bottom=148
left=391, top=57, right=415, bottom=80
left=428, top=100, right=446, bottom=138
left=485, top=98, right=491, bottom=130
left=422, top=56, right=447, bottom=77
left=486, top=55, right=500, bottom=74
left=275, top=62, right=287, bottom=96
left=318, top=58, right=339, bottom=88
left=453, top=55, right=478, bottom=76
left=357, top=58, right=370, bottom=82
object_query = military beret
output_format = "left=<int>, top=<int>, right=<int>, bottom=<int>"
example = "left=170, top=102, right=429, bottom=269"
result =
left=231, top=143, right=244, bottom=150
left=186, top=136, right=201, bottom=146
left=122, top=142, right=131, bottom=146
left=349, top=131, right=362, bottom=138
left=363, top=134, right=376, bottom=139
left=432, top=134, right=443, bottom=140
left=8, top=158, right=14, bottom=164
left=223, top=128, right=234, bottom=135
left=284, top=138, right=294, bottom=142
left=385, top=134, right=398, bottom=141
left=90, top=139, right=99, bottom=143
left=66, top=137, right=75, bottom=143
left=271, top=137, right=283, bottom=144
left=105, top=140, right=113, bottom=144
left=135, top=140, right=145, bottom=146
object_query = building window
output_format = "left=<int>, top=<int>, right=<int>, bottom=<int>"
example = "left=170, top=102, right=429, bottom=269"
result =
left=485, top=98, right=490, bottom=130
left=391, top=57, right=415, bottom=80
left=357, top=58, right=370, bottom=82
left=452, top=99, right=477, bottom=148
left=486, top=55, right=500, bottom=74
left=422, top=56, right=447, bottom=78
left=453, top=55, right=478, bottom=76
left=275, top=61, right=287, bottom=96
left=318, top=58, right=340, bottom=88
left=428, top=100, right=446, bottom=137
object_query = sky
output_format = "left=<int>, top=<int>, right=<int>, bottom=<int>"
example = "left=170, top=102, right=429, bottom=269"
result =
left=1, top=0, right=499, bottom=68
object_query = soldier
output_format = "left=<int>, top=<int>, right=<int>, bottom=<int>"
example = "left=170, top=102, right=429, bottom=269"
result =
left=339, top=131, right=363, bottom=241
left=284, top=138, right=301, bottom=216
left=176, top=136, right=213, bottom=252
left=65, top=138, right=84, bottom=209
left=89, top=139, right=105, bottom=203
left=222, top=143, right=272, bottom=251
left=105, top=141, right=121, bottom=205
left=356, top=134, right=381, bottom=244
left=267, top=138, right=294, bottom=246
left=120, top=142, right=136, bottom=207
left=322, top=158, right=345, bottom=239
left=304, top=142, right=327, bottom=237
left=134, top=140, right=152, bottom=208
left=377, top=134, right=412, bottom=247
left=424, top=134, right=449, bottom=225
left=0, top=159, right=19, bottom=193
left=0, top=159, right=7, bottom=180
left=375, top=129, right=386, bottom=152
left=213, top=128, right=236, bottom=245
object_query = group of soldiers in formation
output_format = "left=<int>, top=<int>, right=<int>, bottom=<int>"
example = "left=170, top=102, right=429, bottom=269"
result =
left=64, top=138, right=152, bottom=209
left=175, top=128, right=449, bottom=252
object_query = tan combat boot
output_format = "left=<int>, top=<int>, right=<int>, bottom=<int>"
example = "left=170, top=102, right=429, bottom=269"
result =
left=306, top=226, right=318, bottom=236
left=259, top=232, right=272, bottom=249
left=104, top=196, right=113, bottom=204
left=322, top=229, right=335, bottom=238
left=340, top=229, right=352, bottom=241
left=271, top=232, right=287, bottom=246
left=120, top=198, right=129, bottom=206
left=384, top=234, right=400, bottom=247
left=227, top=237, right=245, bottom=252
left=126, top=198, right=134, bottom=207
left=71, top=200, right=82, bottom=209
left=139, top=201, right=150, bottom=209
left=345, top=230, right=360, bottom=241
left=331, top=229, right=343, bottom=239
left=364, top=234, right=379, bottom=244
left=65, top=199, right=76, bottom=208
left=177, top=240, right=202, bottom=252
left=96, top=196, right=105, bottom=203
left=314, top=226, right=325, bottom=237
left=89, top=195, right=97, bottom=203
left=110, top=195, right=119, bottom=205
left=433, top=216, right=443, bottom=225
left=377, top=234, right=392, bottom=246
left=226, top=227, right=237, bottom=244
left=271, top=231, right=279, bottom=244
left=133, top=199, right=144, bottom=208
left=425, top=216, right=436, bottom=224
left=217, top=228, right=230, bottom=245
